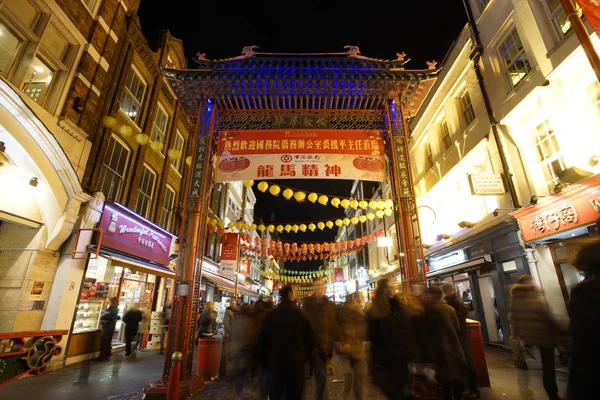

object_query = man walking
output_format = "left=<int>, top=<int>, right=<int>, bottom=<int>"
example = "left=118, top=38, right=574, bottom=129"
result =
left=258, top=285, right=313, bottom=400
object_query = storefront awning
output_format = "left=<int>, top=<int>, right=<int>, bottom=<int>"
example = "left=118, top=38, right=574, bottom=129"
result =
left=426, top=255, right=492, bottom=280
left=202, top=270, right=258, bottom=298
left=103, top=251, right=175, bottom=278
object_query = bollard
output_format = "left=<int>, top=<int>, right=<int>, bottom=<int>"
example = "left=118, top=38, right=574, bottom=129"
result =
left=167, top=351, right=183, bottom=400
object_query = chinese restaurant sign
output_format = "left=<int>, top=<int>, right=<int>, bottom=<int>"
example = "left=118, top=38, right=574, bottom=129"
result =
left=220, top=233, right=239, bottom=279
left=468, top=174, right=506, bottom=196
left=214, top=129, right=386, bottom=182
left=189, top=137, right=209, bottom=198
left=99, top=202, right=174, bottom=265
left=514, top=187, right=600, bottom=242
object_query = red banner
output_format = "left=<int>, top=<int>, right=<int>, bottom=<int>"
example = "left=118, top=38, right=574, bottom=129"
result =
left=240, top=259, right=251, bottom=275
left=577, top=1, right=600, bottom=37
left=335, top=268, right=344, bottom=283
left=220, top=233, right=239, bottom=278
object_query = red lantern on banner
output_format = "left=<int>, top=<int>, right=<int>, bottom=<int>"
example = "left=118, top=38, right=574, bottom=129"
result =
left=254, top=237, right=261, bottom=245
left=315, top=243, right=322, bottom=253
left=301, top=243, right=307, bottom=254
left=217, top=227, right=225, bottom=236
left=308, top=243, right=315, bottom=254
left=284, top=243, right=290, bottom=255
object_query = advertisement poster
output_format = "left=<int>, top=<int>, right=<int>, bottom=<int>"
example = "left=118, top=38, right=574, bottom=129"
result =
left=30, top=281, right=45, bottom=298
left=220, top=233, right=239, bottom=279
left=214, top=129, right=386, bottom=183
left=240, top=259, right=251, bottom=275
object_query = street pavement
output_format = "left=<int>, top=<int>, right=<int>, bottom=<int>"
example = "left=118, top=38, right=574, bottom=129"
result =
left=0, top=346, right=568, bottom=399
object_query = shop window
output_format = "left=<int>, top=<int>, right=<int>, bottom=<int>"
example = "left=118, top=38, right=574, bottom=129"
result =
left=120, top=66, right=146, bottom=124
left=541, top=0, right=572, bottom=36
left=98, top=135, right=131, bottom=201
left=458, top=89, right=475, bottom=126
left=440, top=119, right=452, bottom=151
left=159, top=185, right=176, bottom=231
left=171, top=130, right=185, bottom=171
left=0, top=22, right=22, bottom=76
left=135, top=165, right=157, bottom=219
left=22, top=56, right=55, bottom=104
left=150, top=103, right=169, bottom=152
left=498, top=28, right=532, bottom=88
left=533, top=119, right=565, bottom=190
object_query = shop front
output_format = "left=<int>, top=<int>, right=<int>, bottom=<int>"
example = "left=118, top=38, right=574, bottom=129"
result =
left=65, top=202, right=176, bottom=364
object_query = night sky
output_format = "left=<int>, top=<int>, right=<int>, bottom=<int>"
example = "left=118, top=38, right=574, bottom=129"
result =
left=138, top=1, right=467, bottom=271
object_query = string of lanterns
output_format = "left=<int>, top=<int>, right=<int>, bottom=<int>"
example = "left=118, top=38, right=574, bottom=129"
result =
left=259, top=269, right=334, bottom=283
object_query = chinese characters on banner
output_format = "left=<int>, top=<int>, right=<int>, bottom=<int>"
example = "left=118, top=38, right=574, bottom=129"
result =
left=220, top=233, right=239, bottom=278
left=577, top=1, right=600, bottom=37
left=393, top=137, right=413, bottom=197
left=214, top=129, right=386, bottom=183
left=189, top=137, right=209, bottom=198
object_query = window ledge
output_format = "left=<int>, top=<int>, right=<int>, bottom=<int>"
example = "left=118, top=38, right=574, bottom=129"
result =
left=169, top=163, right=183, bottom=177
left=546, top=29, right=576, bottom=59
left=117, top=109, right=142, bottom=132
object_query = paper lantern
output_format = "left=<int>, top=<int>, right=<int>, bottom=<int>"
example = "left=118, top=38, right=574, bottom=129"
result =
left=243, top=180, right=254, bottom=188
left=376, top=210, right=385, bottom=218
left=384, top=208, right=393, bottom=216
left=340, top=199, right=350, bottom=208
left=102, top=115, right=118, bottom=128
left=268, top=224, right=275, bottom=232
left=276, top=225, right=284, bottom=233
left=235, top=221, right=243, bottom=230
left=135, top=133, right=150, bottom=145
left=384, top=199, right=394, bottom=209
left=376, top=200, right=385, bottom=209
left=326, top=221, right=334, bottom=229
left=269, top=185, right=281, bottom=196
left=250, top=223, right=257, bottom=231
left=217, top=220, right=225, bottom=229
left=359, top=215, right=367, bottom=223
left=210, top=218, right=218, bottom=226
left=258, top=224, right=266, bottom=232
left=185, top=156, right=193, bottom=166
left=294, top=191, right=306, bottom=202
left=167, top=148, right=182, bottom=160
left=299, top=224, right=307, bottom=232
left=257, top=182, right=269, bottom=192
left=308, top=193, right=318, bottom=203
left=116, top=124, right=132, bottom=138
left=228, top=221, right=235, bottom=229
left=317, top=222, right=325, bottom=230
left=318, top=195, right=328, bottom=205
left=358, top=200, right=368, bottom=210
left=331, top=198, right=341, bottom=208
left=366, top=212, right=375, bottom=220
left=285, top=224, right=292, bottom=233
left=150, top=141, right=164, bottom=152
left=292, top=224, right=299, bottom=233
left=351, top=217, right=359, bottom=225
left=348, top=199, right=358, bottom=210
left=369, top=200, right=377, bottom=209
left=308, top=223, right=316, bottom=232
left=281, top=188, right=293, bottom=200
left=242, top=223, right=249, bottom=230
left=343, top=218, right=351, bottom=226
left=217, top=227, right=225, bottom=236
left=335, top=219, right=343, bottom=227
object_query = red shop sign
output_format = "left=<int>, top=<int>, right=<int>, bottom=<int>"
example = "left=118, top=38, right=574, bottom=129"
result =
left=99, top=202, right=175, bottom=265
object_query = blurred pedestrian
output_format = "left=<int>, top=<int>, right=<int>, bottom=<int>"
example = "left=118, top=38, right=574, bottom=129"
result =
left=367, top=278, right=416, bottom=399
left=303, top=277, right=338, bottom=400
left=196, top=302, right=216, bottom=340
left=427, top=286, right=466, bottom=400
left=509, top=275, right=563, bottom=400
left=258, top=285, right=313, bottom=400
left=159, top=303, right=171, bottom=355
left=443, top=282, right=479, bottom=399
left=567, top=241, right=600, bottom=400
left=99, top=297, right=120, bottom=361
left=224, top=300, right=238, bottom=337
left=123, top=302, right=143, bottom=356
left=336, top=298, right=367, bottom=400
left=254, top=296, right=274, bottom=400
left=232, top=304, right=258, bottom=400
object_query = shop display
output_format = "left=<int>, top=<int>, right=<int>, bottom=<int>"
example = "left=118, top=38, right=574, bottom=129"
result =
left=73, top=300, right=104, bottom=333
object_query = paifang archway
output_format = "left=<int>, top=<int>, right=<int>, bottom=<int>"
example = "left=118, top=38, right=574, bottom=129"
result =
left=155, top=47, right=438, bottom=395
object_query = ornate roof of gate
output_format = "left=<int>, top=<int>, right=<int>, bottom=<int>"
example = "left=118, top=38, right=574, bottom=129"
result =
left=164, top=48, right=438, bottom=119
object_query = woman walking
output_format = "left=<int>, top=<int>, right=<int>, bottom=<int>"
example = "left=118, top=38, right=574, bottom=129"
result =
left=123, top=303, right=143, bottom=356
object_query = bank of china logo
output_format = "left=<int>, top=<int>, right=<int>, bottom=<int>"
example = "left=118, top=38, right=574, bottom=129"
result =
left=280, top=155, right=292, bottom=163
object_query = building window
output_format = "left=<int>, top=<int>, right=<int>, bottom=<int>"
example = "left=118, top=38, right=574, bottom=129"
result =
left=150, top=103, right=169, bottom=149
left=120, top=66, right=146, bottom=124
left=424, top=142, right=434, bottom=170
left=440, top=119, right=452, bottom=150
left=542, top=0, right=572, bottom=36
left=135, top=165, right=157, bottom=218
left=22, top=56, right=55, bottom=104
left=159, top=185, right=176, bottom=231
left=226, top=197, right=241, bottom=223
left=458, top=90, right=476, bottom=126
left=498, top=28, right=532, bottom=88
left=98, top=136, right=130, bottom=201
left=0, top=22, right=21, bottom=76
left=171, top=130, right=185, bottom=171
left=533, top=120, right=565, bottom=189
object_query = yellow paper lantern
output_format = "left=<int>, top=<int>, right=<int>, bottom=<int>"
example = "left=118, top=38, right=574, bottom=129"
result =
left=228, top=221, right=235, bottom=229
left=218, top=220, right=225, bottom=228
left=135, top=133, right=150, bottom=145
left=258, top=224, right=266, bottom=232
left=282, top=188, right=294, bottom=200
left=376, top=200, right=385, bottom=209
left=118, top=124, right=133, bottom=137
left=235, top=222, right=243, bottom=230
left=350, top=199, right=359, bottom=209
left=250, top=224, right=257, bottom=231
left=384, top=208, right=393, bottom=216
left=292, top=224, right=299, bottom=233
left=359, top=215, right=367, bottom=223
left=331, top=198, right=341, bottom=208
left=294, top=191, right=307, bottom=202
left=369, top=200, right=377, bottom=209
left=276, top=225, right=284, bottom=233
left=335, top=219, right=343, bottom=227
left=185, top=156, right=192, bottom=166
left=285, top=224, right=292, bottom=233
left=326, top=221, right=334, bottom=229
left=269, top=185, right=281, bottom=196
left=102, top=115, right=118, bottom=128
left=257, top=182, right=269, bottom=192
left=308, top=193, right=318, bottom=203
left=150, top=141, right=164, bottom=152
left=167, top=148, right=182, bottom=160
left=299, top=224, right=307, bottom=232
left=318, top=195, right=328, bottom=205
left=358, top=200, right=369, bottom=210
left=308, top=223, right=316, bottom=232
left=351, top=217, right=359, bottom=225
left=340, top=199, right=350, bottom=208
left=376, top=210, right=385, bottom=218
left=242, top=223, right=249, bottom=230
left=366, top=213, right=375, bottom=220
left=243, top=180, right=254, bottom=188
left=384, top=199, right=394, bottom=209
left=268, top=225, right=275, bottom=232
left=343, top=218, right=351, bottom=226
left=317, top=222, right=325, bottom=230
left=210, top=218, right=218, bottom=226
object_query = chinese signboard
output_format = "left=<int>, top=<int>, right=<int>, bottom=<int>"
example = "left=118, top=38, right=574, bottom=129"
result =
left=214, top=129, right=386, bottom=182
left=189, top=137, right=209, bottom=198
left=240, top=259, right=251, bottom=275
left=220, top=233, right=239, bottom=278
left=99, top=202, right=174, bottom=265
left=468, top=174, right=506, bottom=195
left=392, top=137, right=413, bottom=198
left=271, top=115, right=330, bottom=129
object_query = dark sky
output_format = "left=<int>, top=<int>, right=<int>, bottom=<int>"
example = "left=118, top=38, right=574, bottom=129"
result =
left=138, top=1, right=467, bottom=271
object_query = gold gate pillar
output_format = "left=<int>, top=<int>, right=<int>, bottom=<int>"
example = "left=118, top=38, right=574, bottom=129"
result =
left=385, top=98, right=426, bottom=291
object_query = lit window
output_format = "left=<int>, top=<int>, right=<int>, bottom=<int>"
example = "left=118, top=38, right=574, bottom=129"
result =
left=171, top=131, right=185, bottom=170
left=22, top=56, right=55, bottom=104
left=498, top=28, right=532, bottom=88
left=458, top=90, right=476, bottom=126
left=120, top=66, right=146, bottom=124
left=0, top=22, right=22, bottom=76
left=159, top=185, right=176, bottom=231
left=533, top=120, right=565, bottom=190
left=542, top=0, right=572, bottom=36
left=227, top=197, right=241, bottom=222
left=424, top=142, right=433, bottom=170
left=440, top=119, right=452, bottom=151
left=150, top=103, right=169, bottom=150
left=135, top=165, right=157, bottom=218
left=98, top=136, right=130, bottom=201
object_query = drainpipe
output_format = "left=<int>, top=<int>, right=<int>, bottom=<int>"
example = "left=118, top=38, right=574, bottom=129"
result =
left=461, top=0, right=521, bottom=209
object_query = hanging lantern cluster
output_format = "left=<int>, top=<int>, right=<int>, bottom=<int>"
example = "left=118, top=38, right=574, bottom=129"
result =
left=259, top=268, right=335, bottom=283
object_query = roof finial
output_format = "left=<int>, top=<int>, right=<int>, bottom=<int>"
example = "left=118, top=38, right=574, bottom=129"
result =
left=241, top=45, right=259, bottom=58
left=396, top=52, right=407, bottom=62
left=344, top=45, right=361, bottom=58
left=196, top=52, right=207, bottom=61
left=426, top=60, right=438, bottom=70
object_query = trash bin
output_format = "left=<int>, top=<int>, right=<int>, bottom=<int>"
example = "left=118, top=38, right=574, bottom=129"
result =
left=197, top=337, right=220, bottom=380
left=467, top=319, right=491, bottom=387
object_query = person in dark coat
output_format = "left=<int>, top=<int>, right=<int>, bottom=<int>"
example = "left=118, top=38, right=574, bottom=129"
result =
left=336, top=298, right=367, bottom=400
left=258, top=285, right=313, bottom=400
left=427, top=286, right=466, bottom=400
left=159, top=303, right=171, bottom=355
left=254, top=296, right=274, bottom=400
left=99, top=297, right=120, bottom=361
left=122, top=302, right=143, bottom=356
left=567, top=240, right=600, bottom=400
left=232, top=304, right=258, bottom=399
left=443, top=282, right=479, bottom=399
left=509, top=275, right=563, bottom=400
left=196, top=302, right=216, bottom=340
left=367, top=278, right=416, bottom=399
